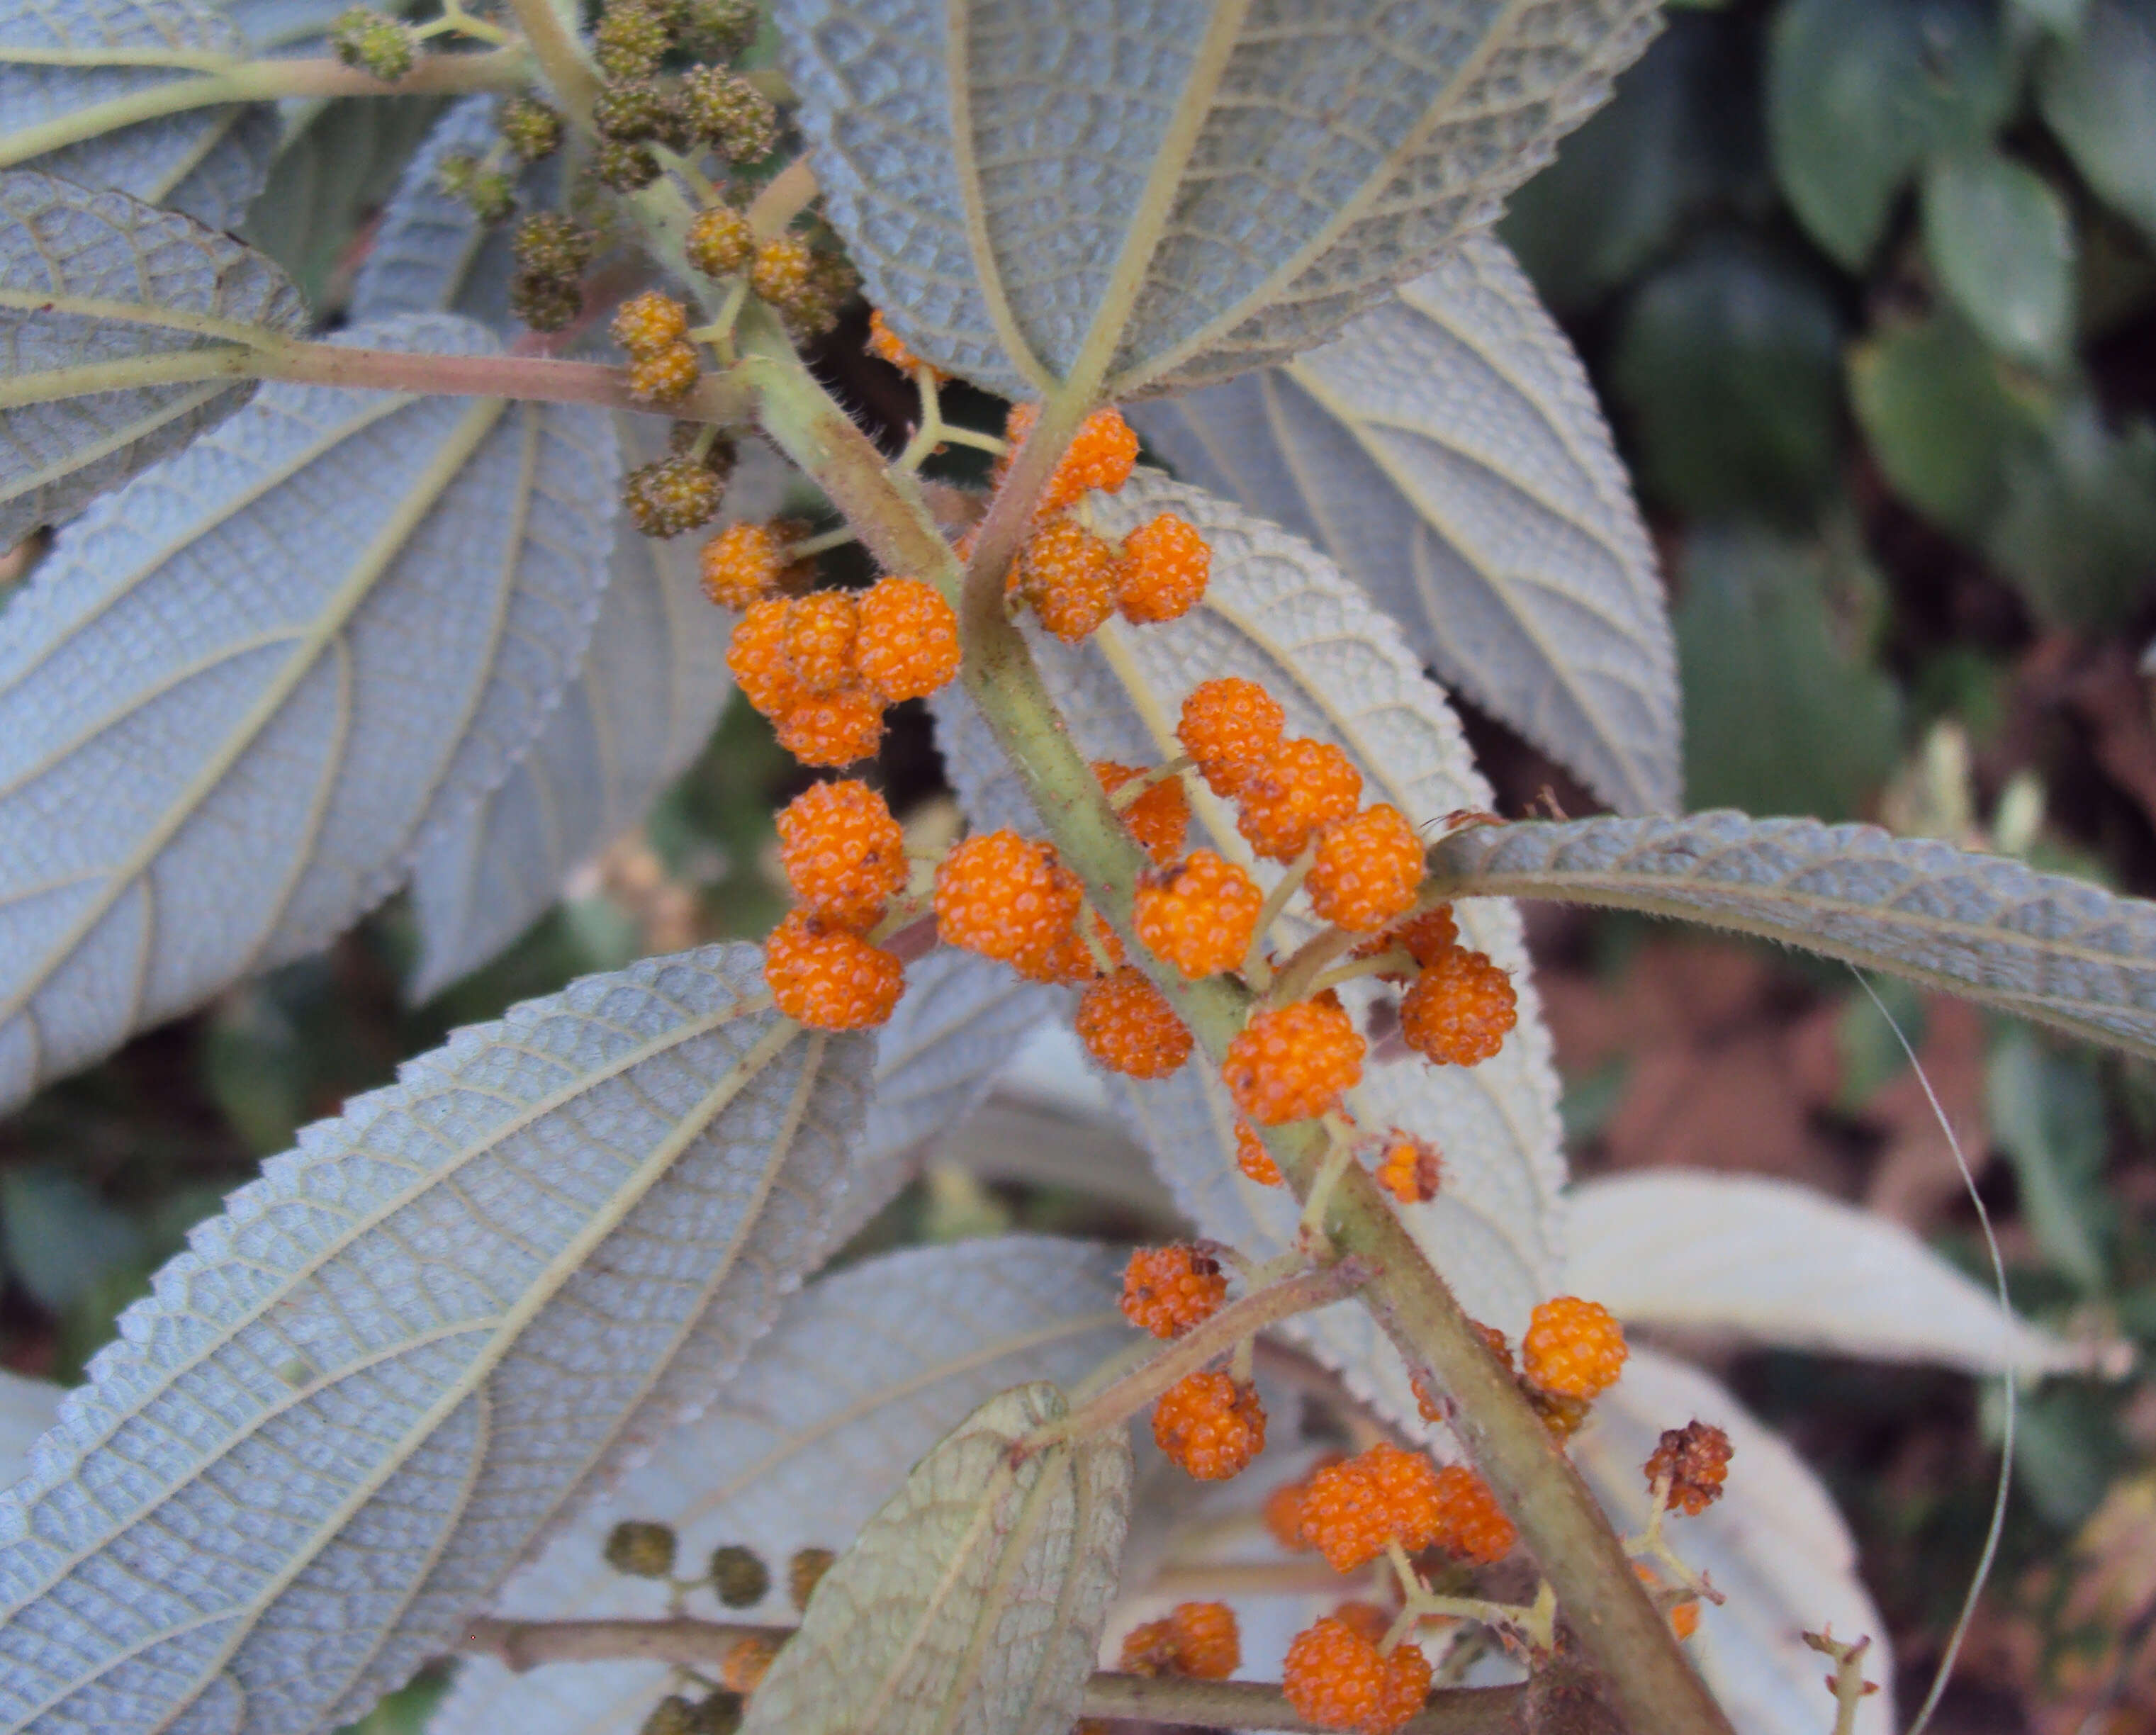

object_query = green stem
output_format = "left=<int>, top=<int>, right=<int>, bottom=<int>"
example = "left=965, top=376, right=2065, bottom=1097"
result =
left=497, top=0, right=599, bottom=124
left=0, top=48, right=531, bottom=171
left=254, top=339, right=751, bottom=420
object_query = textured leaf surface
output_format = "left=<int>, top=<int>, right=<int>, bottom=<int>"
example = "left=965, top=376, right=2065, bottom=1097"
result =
left=0, top=944, right=872, bottom=1735
left=1428, top=812, right=2156, bottom=1060
left=1574, top=1348, right=1894, bottom=1735
left=1130, top=232, right=1676, bottom=815
left=0, top=0, right=275, bottom=228
left=778, top=0, right=1661, bottom=400
left=403, top=420, right=772, bottom=1001
left=0, top=169, right=304, bottom=544
left=0, top=312, right=617, bottom=1113
left=429, top=1237, right=1130, bottom=1735
left=739, top=1381, right=1129, bottom=1735
left=933, top=476, right=1566, bottom=1434
left=1566, top=1172, right=2109, bottom=1376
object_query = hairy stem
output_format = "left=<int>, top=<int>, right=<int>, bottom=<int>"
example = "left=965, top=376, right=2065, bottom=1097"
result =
left=247, top=339, right=751, bottom=420
left=498, top=0, right=600, bottom=124
left=458, top=1619, right=1523, bottom=1732
left=736, top=302, right=1734, bottom=1735
left=0, top=49, right=531, bottom=170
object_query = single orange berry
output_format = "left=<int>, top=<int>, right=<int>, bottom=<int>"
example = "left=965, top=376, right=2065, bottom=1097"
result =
left=1282, top=1617, right=1428, bottom=1734
left=1398, top=944, right=1517, bottom=1067
left=1014, top=517, right=1119, bottom=643
left=1235, top=1118, right=1282, bottom=1186
left=1133, top=850, right=1264, bottom=979
left=855, top=576, right=960, bottom=702
left=1672, top=1600, right=1701, bottom=1641
left=1374, top=1133, right=1442, bottom=1205
left=1121, top=1243, right=1227, bottom=1339
left=1430, top=1464, right=1515, bottom=1564
left=1116, top=512, right=1210, bottom=624
left=1094, top=760, right=1191, bottom=868
left=999, top=403, right=1140, bottom=515
left=1236, top=738, right=1362, bottom=862
left=719, top=1632, right=777, bottom=1694
left=1223, top=994, right=1364, bottom=1126
left=610, top=288, right=688, bottom=357
left=935, top=831, right=1084, bottom=967
left=1308, top=805, right=1425, bottom=933
left=866, top=308, right=941, bottom=378
left=628, top=339, right=701, bottom=403
left=1522, top=1296, right=1627, bottom=1401
left=763, top=909, right=904, bottom=1029
left=1644, top=1420, right=1734, bottom=1517
left=773, top=685, right=885, bottom=768
left=780, top=590, right=859, bottom=695
left=702, top=522, right=789, bottom=610
left=726, top=599, right=804, bottom=716
left=1177, top=678, right=1286, bottom=798
left=775, top=778, right=906, bottom=931
left=1153, top=1370, right=1265, bottom=1481
left=1079, top=967, right=1194, bottom=1078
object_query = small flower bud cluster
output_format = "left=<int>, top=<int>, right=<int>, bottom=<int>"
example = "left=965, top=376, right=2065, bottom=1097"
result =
left=331, top=6, right=415, bottom=80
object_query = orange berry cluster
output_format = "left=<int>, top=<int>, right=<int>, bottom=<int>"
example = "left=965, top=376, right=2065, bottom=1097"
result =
left=724, top=573, right=961, bottom=768
left=865, top=307, right=943, bottom=381
left=1521, top=1296, right=1627, bottom=1402
left=1282, top=1615, right=1430, bottom=1734
left=1118, top=1601, right=1240, bottom=1680
left=1152, top=1369, right=1265, bottom=1481
left=1120, top=1244, right=1226, bottom=1340
left=763, top=779, right=909, bottom=1031
left=994, top=406, right=1213, bottom=642
left=1644, top=1420, right=1734, bottom=1516
left=1293, top=1443, right=1515, bottom=1572
left=611, top=290, right=702, bottom=405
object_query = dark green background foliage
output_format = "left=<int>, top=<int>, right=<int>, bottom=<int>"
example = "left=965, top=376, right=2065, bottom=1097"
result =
left=7, top=2, right=2156, bottom=1729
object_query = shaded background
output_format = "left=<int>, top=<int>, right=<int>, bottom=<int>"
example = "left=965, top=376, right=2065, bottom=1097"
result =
left=5, top=0, right=2156, bottom=1729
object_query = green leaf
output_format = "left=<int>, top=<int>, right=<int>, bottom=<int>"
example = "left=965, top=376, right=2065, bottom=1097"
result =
left=1769, top=0, right=2017, bottom=268
left=1986, top=1026, right=2111, bottom=1291
left=1609, top=237, right=1846, bottom=519
left=430, top=1238, right=1130, bottom=1735
left=0, top=0, right=275, bottom=230
left=776, top=0, right=1663, bottom=400
left=1675, top=527, right=1903, bottom=820
left=1502, top=11, right=1766, bottom=315
left=0, top=168, right=305, bottom=544
left=0, top=1164, right=142, bottom=1313
left=1130, top=233, right=1680, bottom=816
left=739, top=1382, right=1130, bottom=1735
left=0, top=944, right=873, bottom=1735
left=1987, top=393, right=2156, bottom=629
left=1849, top=315, right=2052, bottom=535
left=1427, top=812, right=2156, bottom=1062
left=1921, top=150, right=2078, bottom=369
left=2038, top=0, right=2156, bottom=240
left=0, top=313, right=618, bottom=1115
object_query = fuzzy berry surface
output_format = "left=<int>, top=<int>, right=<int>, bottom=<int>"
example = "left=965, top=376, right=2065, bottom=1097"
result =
left=1235, top=738, right=1363, bottom=862
left=1152, top=1370, right=1264, bottom=1481
left=775, top=779, right=906, bottom=931
left=867, top=308, right=940, bottom=377
left=1374, top=1133, right=1442, bottom=1203
left=1522, top=1296, right=1627, bottom=1401
left=750, top=235, right=815, bottom=308
left=623, top=456, right=722, bottom=537
left=687, top=203, right=755, bottom=277
left=1357, top=904, right=1460, bottom=977
left=629, top=340, right=701, bottom=404
left=612, top=290, right=689, bottom=358
left=1282, top=1617, right=1430, bottom=1734
left=764, top=911, right=904, bottom=1029
left=1308, top=804, right=1425, bottom=934
left=1235, top=1118, right=1283, bottom=1185
left=1223, top=995, right=1364, bottom=1126
left=726, top=600, right=802, bottom=716
left=1133, top=849, right=1262, bottom=979
left=1430, top=1464, right=1516, bottom=1563
left=1094, top=761, right=1191, bottom=868
left=1398, top=945, right=1517, bottom=1067
left=1011, top=914, right=1101, bottom=986
left=1001, top=403, right=1140, bottom=515
left=1116, top=512, right=1210, bottom=623
left=773, top=687, right=885, bottom=768
left=1645, top=1420, right=1733, bottom=1516
left=934, top=831, right=1084, bottom=967
left=1177, top=678, right=1285, bottom=798
left=1296, top=1443, right=1444, bottom=1571
left=780, top=590, right=859, bottom=695
left=1128, top=1601, right=1238, bottom=1680
left=855, top=577, right=960, bottom=702
left=1120, top=1243, right=1226, bottom=1339
left=701, top=522, right=787, bottom=610
left=1079, top=968, right=1193, bottom=1079
left=1015, top=517, right=1118, bottom=643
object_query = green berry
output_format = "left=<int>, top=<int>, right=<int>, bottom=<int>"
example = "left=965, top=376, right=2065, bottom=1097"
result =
left=509, top=266, right=583, bottom=332
left=596, top=137, right=661, bottom=191
left=680, top=67, right=775, bottom=161
left=623, top=455, right=723, bottom=536
left=593, top=79, right=668, bottom=142
left=678, top=0, right=756, bottom=57
left=498, top=94, right=563, bottom=162
left=707, top=1542, right=769, bottom=1607
left=685, top=203, right=754, bottom=277
left=464, top=169, right=516, bottom=225
left=603, top=1518, right=678, bottom=1578
left=330, top=6, right=415, bottom=79
left=512, top=212, right=593, bottom=276
left=669, top=423, right=739, bottom=481
left=593, top=0, right=669, bottom=79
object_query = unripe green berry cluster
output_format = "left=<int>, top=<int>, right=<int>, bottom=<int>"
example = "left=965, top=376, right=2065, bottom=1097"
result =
left=330, top=6, right=414, bottom=80
left=437, top=151, right=515, bottom=225
left=507, top=213, right=594, bottom=332
left=496, top=94, right=563, bottom=163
